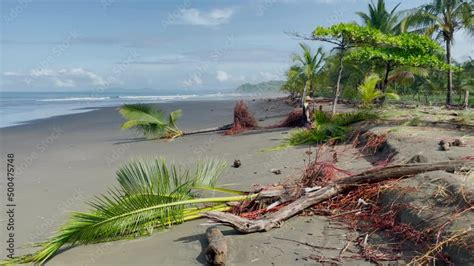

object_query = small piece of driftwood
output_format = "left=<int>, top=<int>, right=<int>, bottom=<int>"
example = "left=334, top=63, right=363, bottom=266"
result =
left=205, top=159, right=473, bottom=234
left=205, top=227, right=228, bottom=266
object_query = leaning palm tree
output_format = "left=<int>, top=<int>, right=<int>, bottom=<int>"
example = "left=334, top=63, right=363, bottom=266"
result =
left=5, top=159, right=252, bottom=264
left=120, top=104, right=232, bottom=139
left=402, top=0, right=473, bottom=105
left=291, top=43, right=325, bottom=122
left=356, top=0, right=402, bottom=34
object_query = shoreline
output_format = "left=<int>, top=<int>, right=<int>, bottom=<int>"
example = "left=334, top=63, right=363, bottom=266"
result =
left=0, top=92, right=287, bottom=129
left=1, top=97, right=472, bottom=264
left=0, top=97, right=309, bottom=264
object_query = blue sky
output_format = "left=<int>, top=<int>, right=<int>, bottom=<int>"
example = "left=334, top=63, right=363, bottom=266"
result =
left=1, top=0, right=472, bottom=92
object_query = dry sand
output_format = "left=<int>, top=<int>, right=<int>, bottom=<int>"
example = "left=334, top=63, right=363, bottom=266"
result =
left=0, top=98, right=371, bottom=265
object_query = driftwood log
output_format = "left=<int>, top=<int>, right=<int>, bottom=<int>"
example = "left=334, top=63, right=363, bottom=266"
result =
left=205, top=227, right=228, bottom=266
left=205, top=159, right=473, bottom=233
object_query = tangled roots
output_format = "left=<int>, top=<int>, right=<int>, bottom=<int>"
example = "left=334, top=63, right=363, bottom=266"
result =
left=225, top=100, right=258, bottom=135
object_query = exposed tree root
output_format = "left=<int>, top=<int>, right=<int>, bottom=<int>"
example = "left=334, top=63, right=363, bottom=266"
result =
left=204, top=159, right=473, bottom=234
left=270, top=108, right=306, bottom=128
left=224, top=101, right=258, bottom=135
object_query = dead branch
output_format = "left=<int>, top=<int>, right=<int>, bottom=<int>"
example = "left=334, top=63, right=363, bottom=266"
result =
left=205, top=160, right=473, bottom=234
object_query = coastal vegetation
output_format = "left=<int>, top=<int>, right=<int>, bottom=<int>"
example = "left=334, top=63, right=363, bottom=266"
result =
left=281, top=0, right=473, bottom=108
left=358, top=73, right=399, bottom=108
left=284, top=110, right=378, bottom=147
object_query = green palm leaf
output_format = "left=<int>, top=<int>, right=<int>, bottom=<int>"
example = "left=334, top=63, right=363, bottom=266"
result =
left=6, top=159, right=249, bottom=264
left=119, top=104, right=183, bottom=139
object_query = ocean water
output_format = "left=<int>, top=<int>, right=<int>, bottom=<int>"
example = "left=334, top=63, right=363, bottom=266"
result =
left=0, top=90, right=250, bottom=128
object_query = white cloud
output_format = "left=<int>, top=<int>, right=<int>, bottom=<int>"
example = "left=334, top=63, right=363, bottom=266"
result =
left=216, top=70, right=230, bottom=82
left=2, top=68, right=110, bottom=88
left=2, top=71, right=21, bottom=76
left=172, top=8, right=235, bottom=26
left=182, top=74, right=203, bottom=87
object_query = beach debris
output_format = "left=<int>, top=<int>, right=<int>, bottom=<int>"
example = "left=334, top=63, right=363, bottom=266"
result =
left=204, top=159, right=473, bottom=234
left=205, top=227, right=228, bottom=266
left=271, top=168, right=282, bottom=175
left=232, top=159, right=242, bottom=168
left=119, top=104, right=184, bottom=139
left=451, top=138, right=466, bottom=147
left=407, top=154, right=429, bottom=164
left=359, top=132, right=388, bottom=154
left=439, top=139, right=450, bottom=151
left=272, top=108, right=306, bottom=128
left=225, top=100, right=258, bottom=135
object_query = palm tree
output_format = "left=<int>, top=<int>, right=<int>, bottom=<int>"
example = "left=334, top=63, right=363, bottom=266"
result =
left=281, top=65, right=306, bottom=97
left=6, top=159, right=252, bottom=264
left=358, top=73, right=400, bottom=108
left=120, top=104, right=232, bottom=139
left=356, top=0, right=402, bottom=34
left=291, top=43, right=325, bottom=121
left=356, top=0, right=404, bottom=104
left=120, top=104, right=184, bottom=139
left=292, top=43, right=325, bottom=102
left=403, top=0, right=473, bottom=105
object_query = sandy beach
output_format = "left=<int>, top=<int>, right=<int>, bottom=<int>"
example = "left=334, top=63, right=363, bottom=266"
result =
left=0, top=98, right=343, bottom=265
left=1, top=97, right=473, bottom=265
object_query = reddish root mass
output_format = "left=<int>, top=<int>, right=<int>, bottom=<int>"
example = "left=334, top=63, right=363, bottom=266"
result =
left=224, top=100, right=258, bottom=135
left=360, top=132, right=388, bottom=154
left=270, top=108, right=306, bottom=128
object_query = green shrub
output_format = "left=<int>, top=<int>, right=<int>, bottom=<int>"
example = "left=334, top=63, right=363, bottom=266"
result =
left=286, top=110, right=378, bottom=146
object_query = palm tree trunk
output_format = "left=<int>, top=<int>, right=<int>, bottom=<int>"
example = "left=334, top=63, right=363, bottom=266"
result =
left=446, top=39, right=453, bottom=106
left=301, top=81, right=309, bottom=125
left=183, top=124, right=232, bottom=136
left=331, top=53, right=344, bottom=116
left=378, top=63, right=392, bottom=105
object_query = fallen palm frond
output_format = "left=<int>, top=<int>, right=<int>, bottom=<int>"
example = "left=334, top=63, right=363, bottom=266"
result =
left=119, top=104, right=184, bottom=139
left=5, top=158, right=253, bottom=264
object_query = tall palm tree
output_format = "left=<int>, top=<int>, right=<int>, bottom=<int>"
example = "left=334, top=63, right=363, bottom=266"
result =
left=356, top=0, right=404, bottom=104
left=291, top=43, right=325, bottom=121
left=291, top=43, right=325, bottom=101
left=403, top=0, right=473, bottom=105
left=356, top=0, right=402, bottom=34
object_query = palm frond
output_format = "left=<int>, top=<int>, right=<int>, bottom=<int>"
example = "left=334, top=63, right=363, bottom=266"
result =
left=119, top=104, right=183, bottom=139
left=358, top=73, right=382, bottom=107
left=6, top=159, right=249, bottom=264
left=168, top=109, right=183, bottom=129
left=384, top=92, right=400, bottom=100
